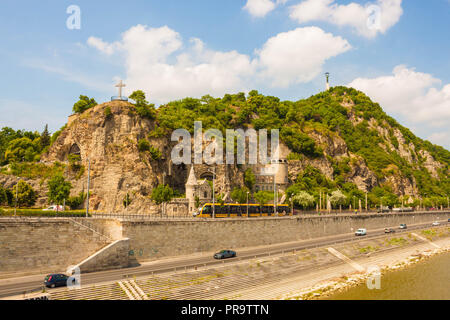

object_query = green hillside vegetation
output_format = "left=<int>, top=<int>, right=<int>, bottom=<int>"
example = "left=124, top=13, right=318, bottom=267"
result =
left=151, top=87, right=449, bottom=204
left=0, top=87, right=449, bottom=210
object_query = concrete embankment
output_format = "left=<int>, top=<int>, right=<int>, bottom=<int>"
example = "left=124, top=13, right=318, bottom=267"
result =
left=0, top=212, right=448, bottom=275
left=0, top=218, right=110, bottom=275
left=116, top=211, right=448, bottom=262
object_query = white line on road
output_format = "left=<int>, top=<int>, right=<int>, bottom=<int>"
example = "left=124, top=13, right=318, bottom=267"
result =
left=123, top=280, right=142, bottom=300
left=130, top=280, right=148, bottom=300
left=327, top=247, right=365, bottom=272
left=411, top=233, right=441, bottom=249
left=118, top=281, right=135, bottom=300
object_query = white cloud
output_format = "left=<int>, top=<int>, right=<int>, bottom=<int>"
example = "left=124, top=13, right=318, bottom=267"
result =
left=257, top=27, right=351, bottom=87
left=348, top=65, right=450, bottom=148
left=243, top=0, right=288, bottom=18
left=87, top=25, right=351, bottom=102
left=87, top=37, right=120, bottom=55
left=289, top=0, right=403, bottom=38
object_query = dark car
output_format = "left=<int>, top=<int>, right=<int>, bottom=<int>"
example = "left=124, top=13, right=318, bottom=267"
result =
left=384, top=228, right=396, bottom=234
left=214, top=250, right=236, bottom=259
left=399, top=224, right=407, bottom=230
left=44, top=274, right=69, bottom=288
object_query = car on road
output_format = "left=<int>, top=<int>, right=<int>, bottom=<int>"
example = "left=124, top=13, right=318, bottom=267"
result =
left=399, top=224, right=407, bottom=229
left=432, top=221, right=440, bottom=226
left=214, top=250, right=236, bottom=259
left=43, top=205, right=65, bottom=211
left=355, top=228, right=367, bottom=236
left=384, top=228, right=396, bottom=234
left=44, top=274, right=69, bottom=288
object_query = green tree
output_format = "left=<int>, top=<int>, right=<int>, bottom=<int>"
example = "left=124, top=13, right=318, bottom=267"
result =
left=40, top=124, right=51, bottom=149
left=293, top=191, right=315, bottom=209
left=67, top=192, right=87, bottom=210
left=14, top=180, right=37, bottom=207
left=4, top=137, right=40, bottom=163
left=254, top=191, right=273, bottom=209
left=194, top=195, right=200, bottom=209
left=0, top=186, right=7, bottom=205
left=151, top=184, right=174, bottom=205
left=231, top=188, right=248, bottom=204
left=329, top=190, right=347, bottom=209
left=73, top=95, right=97, bottom=114
left=47, top=175, right=72, bottom=205
left=129, top=90, right=156, bottom=119
left=244, top=168, right=256, bottom=192
left=123, top=193, right=132, bottom=208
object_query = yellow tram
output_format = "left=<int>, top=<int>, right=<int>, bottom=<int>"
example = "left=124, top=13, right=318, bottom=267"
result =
left=194, top=203, right=292, bottom=218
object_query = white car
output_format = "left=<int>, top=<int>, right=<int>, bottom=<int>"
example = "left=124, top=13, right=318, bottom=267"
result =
left=355, top=228, right=367, bottom=236
left=43, top=205, right=65, bottom=211
left=432, top=221, right=440, bottom=226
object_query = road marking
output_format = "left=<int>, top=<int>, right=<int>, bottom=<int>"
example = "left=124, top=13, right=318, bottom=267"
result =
left=327, top=247, right=365, bottom=272
left=130, top=280, right=148, bottom=300
left=122, top=280, right=143, bottom=300
left=411, top=233, right=441, bottom=248
left=118, top=281, right=135, bottom=300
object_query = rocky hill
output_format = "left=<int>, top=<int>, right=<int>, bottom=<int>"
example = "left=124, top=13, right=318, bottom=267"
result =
left=2, top=86, right=449, bottom=212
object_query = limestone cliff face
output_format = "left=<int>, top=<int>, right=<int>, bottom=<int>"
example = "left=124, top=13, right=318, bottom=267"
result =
left=43, top=101, right=162, bottom=213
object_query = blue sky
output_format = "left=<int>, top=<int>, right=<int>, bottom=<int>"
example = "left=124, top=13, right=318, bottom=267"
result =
left=0, top=0, right=449, bottom=149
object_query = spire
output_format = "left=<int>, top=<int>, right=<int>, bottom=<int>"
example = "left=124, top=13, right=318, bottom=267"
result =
left=186, top=165, right=198, bottom=186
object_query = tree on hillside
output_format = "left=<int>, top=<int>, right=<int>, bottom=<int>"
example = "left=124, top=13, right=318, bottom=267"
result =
left=293, top=191, right=315, bottom=210
left=14, top=181, right=37, bottom=207
left=0, top=186, right=7, bottom=206
left=73, top=95, right=97, bottom=114
left=4, top=137, right=40, bottom=163
left=129, top=90, right=156, bottom=119
left=151, top=184, right=174, bottom=205
left=40, top=124, right=51, bottom=149
left=244, top=168, right=256, bottom=192
left=47, top=175, right=72, bottom=205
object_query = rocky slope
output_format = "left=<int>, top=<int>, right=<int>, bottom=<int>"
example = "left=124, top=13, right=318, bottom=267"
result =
left=2, top=87, right=449, bottom=212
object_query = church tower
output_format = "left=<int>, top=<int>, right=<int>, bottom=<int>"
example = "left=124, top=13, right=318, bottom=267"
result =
left=185, top=165, right=198, bottom=213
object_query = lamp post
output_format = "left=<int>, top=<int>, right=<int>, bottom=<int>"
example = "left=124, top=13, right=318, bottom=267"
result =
left=365, top=192, right=368, bottom=212
left=126, top=184, right=130, bottom=215
left=86, top=157, right=90, bottom=218
left=247, top=191, right=249, bottom=217
left=14, top=183, right=18, bottom=217
left=206, top=168, right=216, bottom=219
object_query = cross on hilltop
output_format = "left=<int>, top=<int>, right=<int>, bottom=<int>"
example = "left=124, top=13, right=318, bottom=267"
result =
left=111, top=80, right=128, bottom=101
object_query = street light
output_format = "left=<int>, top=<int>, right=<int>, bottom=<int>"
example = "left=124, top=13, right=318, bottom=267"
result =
left=14, top=183, right=18, bottom=217
left=247, top=191, right=249, bottom=217
left=206, top=168, right=216, bottom=219
left=86, top=157, right=91, bottom=218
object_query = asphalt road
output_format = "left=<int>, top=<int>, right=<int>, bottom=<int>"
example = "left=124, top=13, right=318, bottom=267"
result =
left=0, top=218, right=448, bottom=298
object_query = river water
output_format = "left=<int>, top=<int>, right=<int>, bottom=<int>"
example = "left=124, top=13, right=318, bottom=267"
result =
left=326, top=251, right=450, bottom=300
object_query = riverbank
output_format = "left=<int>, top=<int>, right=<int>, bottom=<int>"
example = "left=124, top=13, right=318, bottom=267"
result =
left=279, top=232, right=450, bottom=300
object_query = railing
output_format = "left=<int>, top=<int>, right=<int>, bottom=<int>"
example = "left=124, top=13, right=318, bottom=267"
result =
left=68, top=218, right=112, bottom=241
left=111, top=96, right=128, bottom=101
